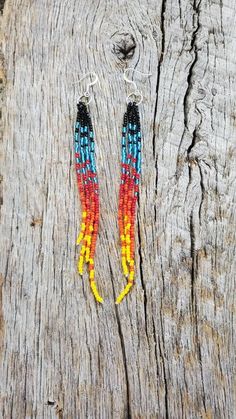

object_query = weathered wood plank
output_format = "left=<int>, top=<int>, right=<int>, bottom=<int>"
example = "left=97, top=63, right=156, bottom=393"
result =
left=0, top=0, right=235, bottom=417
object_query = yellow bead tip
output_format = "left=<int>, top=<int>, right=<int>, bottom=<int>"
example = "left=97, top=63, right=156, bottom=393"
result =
left=78, top=265, right=84, bottom=275
left=115, top=282, right=133, bottom=304
left=90, top=280, right=104, bottom=304
left=95, top=295, right=104, bottom=304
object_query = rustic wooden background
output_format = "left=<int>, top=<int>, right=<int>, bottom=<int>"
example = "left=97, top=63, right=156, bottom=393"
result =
left=1, top=0, right=235, bottom=418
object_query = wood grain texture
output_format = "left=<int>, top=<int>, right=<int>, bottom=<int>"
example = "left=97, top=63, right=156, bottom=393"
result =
left=1, top=0, right=236, bottom=417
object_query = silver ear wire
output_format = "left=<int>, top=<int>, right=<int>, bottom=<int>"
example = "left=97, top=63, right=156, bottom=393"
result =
left=74, top=72, right=99, bottom=104
left=124, top=67, right=152, bottom=105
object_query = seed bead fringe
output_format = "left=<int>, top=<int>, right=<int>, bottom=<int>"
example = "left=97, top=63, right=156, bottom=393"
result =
left=74, top=102, right=103, bottom=303
left=116, top=102, right=141, bottom=304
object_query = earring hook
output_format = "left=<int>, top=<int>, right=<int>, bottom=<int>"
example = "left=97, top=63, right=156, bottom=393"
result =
left=74, top=72, right=99, bottom=104
left=124, top=67, right=152, bottom=105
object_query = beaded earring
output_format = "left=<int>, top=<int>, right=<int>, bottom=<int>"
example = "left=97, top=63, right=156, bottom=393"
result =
left=116, top=68, right=151, bottom=304
left=74, top=72, right=103, bottom=303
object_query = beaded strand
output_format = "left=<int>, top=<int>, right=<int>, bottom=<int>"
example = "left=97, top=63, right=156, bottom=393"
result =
left=116, top=102, right=141, bottom=304
left=74, top=102, right=103, bottom=303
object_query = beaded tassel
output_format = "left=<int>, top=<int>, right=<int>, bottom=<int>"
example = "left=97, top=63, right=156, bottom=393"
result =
left=74, top=101, right=103, bottom=303
left=116, top=102, right=141, bottom=304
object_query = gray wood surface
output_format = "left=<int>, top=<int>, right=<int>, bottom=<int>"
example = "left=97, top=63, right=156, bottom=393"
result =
left=1, top=0, right=236, bottom=417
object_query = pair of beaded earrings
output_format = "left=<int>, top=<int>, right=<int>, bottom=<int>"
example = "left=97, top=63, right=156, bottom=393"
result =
left=74, top=68, right=151, bottom=304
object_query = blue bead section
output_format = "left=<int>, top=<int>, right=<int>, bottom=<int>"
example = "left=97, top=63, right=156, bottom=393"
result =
left=119, top=103, right=142, bottom=199
left=74, top=132, right=80, bottom=153
left=121, top=123, right=128, bottom=184
left=74, top=102, right=99, bottom=199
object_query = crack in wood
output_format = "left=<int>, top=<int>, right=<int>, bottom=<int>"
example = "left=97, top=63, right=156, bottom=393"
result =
left=183, top=12, right=200, bottom=131
left=0, top=274, right=4, bottom=360
left=114, top=305, right=132, bottom=419
left=137, top=216, right=148, bottom=340
left=198, top=162, right=205, bottom=222
left=151, top=4, right=170, bottom=414
left=153, top=0, right=166, bottom=223
left=152, top=0, right=166, bottom=159
left=158, top=321, right=169, bottom=419
left=189, top=211, right=196, bottom=308
left=186, top=3, right=208, bottom=413
left=0, top=48, right=6, bottom=221
left=176, top=0, right=202, bottom=179
left=107, top=257, right=131, bottom=417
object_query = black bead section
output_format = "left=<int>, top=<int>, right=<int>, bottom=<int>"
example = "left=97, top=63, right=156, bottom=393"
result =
left=126, top=101, right=140, bottom=133
left=76, top=101, right=91, bottom=128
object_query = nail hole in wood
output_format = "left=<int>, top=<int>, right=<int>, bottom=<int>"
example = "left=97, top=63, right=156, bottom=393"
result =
left=47, top=400, right=55, bottom=406
left=30, top=217, right=43, bottom=227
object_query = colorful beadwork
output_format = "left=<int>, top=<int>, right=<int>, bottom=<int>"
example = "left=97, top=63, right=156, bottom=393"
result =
left=116, top=101, right=141, bottom=304
left=74, top=101, right=103, bottom=303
